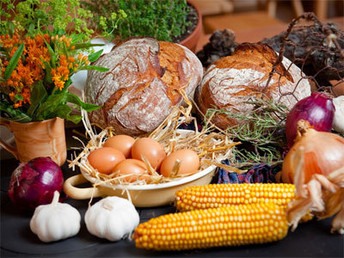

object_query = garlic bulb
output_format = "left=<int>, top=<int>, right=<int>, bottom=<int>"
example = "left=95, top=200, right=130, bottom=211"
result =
left=85, top=196, right=139, bottom=241
left=333, top=96, right=344, bottom=134
left=30, top=191, right=81, bottom=242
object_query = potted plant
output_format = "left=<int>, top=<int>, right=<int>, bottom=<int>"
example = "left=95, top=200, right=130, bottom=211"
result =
left=0, top=0, right=108, bottom=165
left=81, top=0, right=203, bottom=52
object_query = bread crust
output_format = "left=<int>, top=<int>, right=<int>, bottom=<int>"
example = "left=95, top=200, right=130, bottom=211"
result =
left=85, top=38, right=203, bottom=136
left=194, top=43, right=311, bottom=129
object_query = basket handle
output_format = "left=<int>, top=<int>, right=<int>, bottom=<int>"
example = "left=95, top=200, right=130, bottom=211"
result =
left=63, top=174, right=103, bottom=200
left=0, top=118, right=18, bottom=160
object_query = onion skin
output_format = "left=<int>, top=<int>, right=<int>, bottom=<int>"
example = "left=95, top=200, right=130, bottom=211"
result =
left=8, top=157, right=64, bottom=211
left=286, top=93, right=335, bottom=148
left=282, top=121, right=344, bottom=184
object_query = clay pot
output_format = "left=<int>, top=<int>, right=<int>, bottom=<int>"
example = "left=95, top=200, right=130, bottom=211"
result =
left=0, top=117, right=67, bottom=166
left=179, top=0, right=203, bottom=52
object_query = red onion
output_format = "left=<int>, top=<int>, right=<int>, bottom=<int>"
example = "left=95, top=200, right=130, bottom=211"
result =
left=8, top=157, right=64, bottom=211
left=286, top=92, right=335, bottom=148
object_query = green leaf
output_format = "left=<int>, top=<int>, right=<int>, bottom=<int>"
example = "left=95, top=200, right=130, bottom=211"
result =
left=27, top=81, right=48, bottom=118
left=87, top=49, right=104, bottom=62
left=34, top=93, right=66, bottom=120
left=14, top=94, right=24, bottom=101
left=41, top=59, right=53, bottom=84
left=79, top=65, right=109, bottom=72
left=55, top=104, right=71, bottom=117
left=44, top=40, right=56, bottom=69
left=7, top=22, right=15, bottom=36
left=4, top=43, right=24, bottom=81
left=33, top=91, right=100, bottom=121
left=74, top=43, right=105, bottom=50
left=66, top=114, right=82, bottom=124
left=70, top=34, right=85, bottom=45
left=65, top=92, right=101, bottom=112
left=0, top=102, right=32, bottom=123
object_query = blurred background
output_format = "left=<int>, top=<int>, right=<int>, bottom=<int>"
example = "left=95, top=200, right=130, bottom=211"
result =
left=193, top=0, right=343, bottom=35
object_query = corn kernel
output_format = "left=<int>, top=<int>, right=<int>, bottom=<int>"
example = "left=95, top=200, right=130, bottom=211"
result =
left=175, top=183, right=295, bottom=212
left=133, top=203, right=289, bottom=251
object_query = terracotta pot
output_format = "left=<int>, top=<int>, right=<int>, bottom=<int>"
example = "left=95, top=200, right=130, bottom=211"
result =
left=0, top=117, right=67, bottom=166
left=179, top=0, right=203, bottom=52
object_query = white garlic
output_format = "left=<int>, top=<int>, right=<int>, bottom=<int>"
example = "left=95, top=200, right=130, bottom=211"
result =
left=30, top=191, right=81, bottom=242
left=332, top=96, right=344, bottom=134
left=85, top=196, right=139, bottom=241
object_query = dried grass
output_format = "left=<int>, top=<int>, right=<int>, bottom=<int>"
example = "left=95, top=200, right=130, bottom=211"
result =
left=69, top=92, right=240, bottom=188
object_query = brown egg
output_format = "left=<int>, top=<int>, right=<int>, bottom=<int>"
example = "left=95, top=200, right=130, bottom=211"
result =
left=131, top=138, right=166, bottom=169
left=112, top=159, right=150, bottom=183
left=87, top=147, right=125, bottom=174
left=103, top=135, right=135, bottom=158
left=160, top=149, right=200, bottom=177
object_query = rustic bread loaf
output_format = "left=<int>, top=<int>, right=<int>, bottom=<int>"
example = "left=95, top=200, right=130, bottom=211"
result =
left=85, top=38, right=203, bottom=136
left=194, top=43, right=311, bottom=129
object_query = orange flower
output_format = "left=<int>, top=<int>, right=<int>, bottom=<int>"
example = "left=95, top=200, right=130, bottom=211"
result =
left=9, top=92, right=15, bottom=101
left=13, top=102, right=21, bottom=108
left=51, top=69, right=65, bottom=90
left=0, top=33, right=50, bottom=94
left=1, top=33, right=82, bottom=109
left=22, top=87, right=31, bottom=104
left=8, top=87, right=30, bottom=108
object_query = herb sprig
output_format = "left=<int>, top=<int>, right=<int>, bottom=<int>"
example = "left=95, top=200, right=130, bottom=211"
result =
left=205, top=98, right=289, bottom=167
left=1, top=0, right=94, bottom=40
left=81, top=0, right=191, bottom=42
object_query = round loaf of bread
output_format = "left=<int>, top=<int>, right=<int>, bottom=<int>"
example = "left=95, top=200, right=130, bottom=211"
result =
left=85, top=38, right=203, bottom=136
left=194, top=43, right=311, bottom=129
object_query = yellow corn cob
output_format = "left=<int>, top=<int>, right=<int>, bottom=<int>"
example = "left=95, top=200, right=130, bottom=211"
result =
left=133, top=202, right=289, bottom=251
left=175, top=183, right=295, bottom=212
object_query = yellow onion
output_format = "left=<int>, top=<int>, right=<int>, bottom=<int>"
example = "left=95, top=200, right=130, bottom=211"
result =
left=282, top=120, right=344, bottom=184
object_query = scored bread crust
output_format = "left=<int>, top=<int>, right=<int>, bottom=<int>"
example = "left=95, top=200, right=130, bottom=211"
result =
left=194, top=43, right=311, bottom=129
left=85, top=38, right=203, bottom=136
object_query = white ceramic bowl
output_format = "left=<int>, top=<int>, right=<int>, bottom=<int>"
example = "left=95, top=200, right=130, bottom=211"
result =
left=64, top=165, right=216, bottom=207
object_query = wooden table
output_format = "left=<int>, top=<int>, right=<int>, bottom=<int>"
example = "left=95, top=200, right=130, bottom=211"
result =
left=1, top=152, right=344, bottom=257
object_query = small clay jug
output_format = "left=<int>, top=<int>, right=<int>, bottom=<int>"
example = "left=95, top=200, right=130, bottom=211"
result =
left=0, top=117, right=67, bottom=166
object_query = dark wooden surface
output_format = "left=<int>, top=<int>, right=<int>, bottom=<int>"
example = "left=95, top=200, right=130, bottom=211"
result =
left=1, top=151, right=343, bottom=257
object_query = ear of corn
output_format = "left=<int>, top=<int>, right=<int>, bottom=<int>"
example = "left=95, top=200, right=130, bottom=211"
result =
left=175, top=183, right=295, bottom=212
left=133, top=202, right=289, bottom=251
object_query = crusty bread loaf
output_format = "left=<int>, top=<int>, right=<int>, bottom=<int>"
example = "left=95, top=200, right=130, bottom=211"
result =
left=85, top=38, right=203, bottom=136
left=194, top=43, right=311, bottom=129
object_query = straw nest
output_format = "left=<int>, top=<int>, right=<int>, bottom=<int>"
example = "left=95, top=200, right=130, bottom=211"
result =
left=69, top=93, right=241, bottom=188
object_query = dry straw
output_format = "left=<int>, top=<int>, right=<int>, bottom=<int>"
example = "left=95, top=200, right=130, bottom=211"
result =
left=69, top=91, right=241, bottom=188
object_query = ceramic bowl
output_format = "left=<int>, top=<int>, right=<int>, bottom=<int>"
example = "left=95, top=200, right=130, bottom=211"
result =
left=64, top=165, right=217, bottom=207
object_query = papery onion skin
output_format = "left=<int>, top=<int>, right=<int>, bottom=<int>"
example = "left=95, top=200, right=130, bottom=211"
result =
left=282, top=121, right=344, bottom=184
left=8, top=157, right=64, bottom=211
left=286, top=92, right=335, bottom=148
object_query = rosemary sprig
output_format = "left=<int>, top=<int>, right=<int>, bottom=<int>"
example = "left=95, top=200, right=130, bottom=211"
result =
left=205, top=98, right=288, bottom=167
